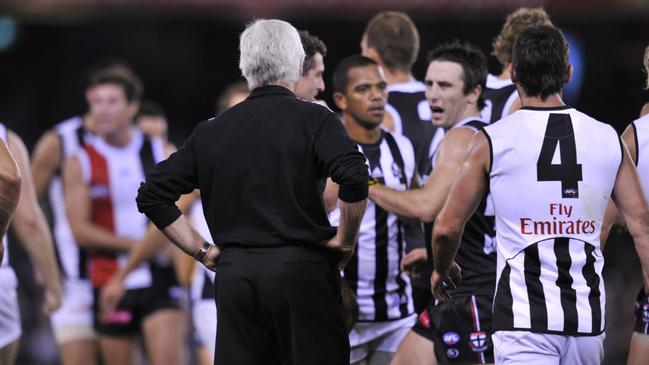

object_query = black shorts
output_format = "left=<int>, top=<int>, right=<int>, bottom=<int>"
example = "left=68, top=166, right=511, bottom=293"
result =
left=634, top=287, right=649, bottom=335
left=412, top=294, right=494, bottom=365
left=93, top=264, right=183, bottom=337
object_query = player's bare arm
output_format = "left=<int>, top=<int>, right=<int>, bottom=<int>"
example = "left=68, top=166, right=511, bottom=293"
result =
left=8, top=131, right=62, bottom=313
left=601, top=125, right=638, bottom=246
left=30, top=131, right=63, bottom=198
left=430, top=131, right=490, bottom=301
left=0, top=138, right=21, bottom=263
left=63, top=155, right=135, bottom=251
left=369, top=127, right=476, bottom=222
left=612, top=140, right=649, bottom=278
left=327, top=198, right=367, bottom=269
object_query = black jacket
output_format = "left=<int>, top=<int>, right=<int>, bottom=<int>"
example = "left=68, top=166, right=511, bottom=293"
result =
left=136, top=85, right=368, bottom=247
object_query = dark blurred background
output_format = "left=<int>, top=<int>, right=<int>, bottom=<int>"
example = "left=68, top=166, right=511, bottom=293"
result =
left=0, top=0, right=648, bottom=364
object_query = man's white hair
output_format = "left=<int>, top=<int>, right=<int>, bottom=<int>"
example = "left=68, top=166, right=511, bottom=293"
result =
left=239, top=19, right=305, bottom=89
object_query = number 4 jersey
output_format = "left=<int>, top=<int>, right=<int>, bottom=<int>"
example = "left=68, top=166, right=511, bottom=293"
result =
left=482, top=106, right=621, bottom=336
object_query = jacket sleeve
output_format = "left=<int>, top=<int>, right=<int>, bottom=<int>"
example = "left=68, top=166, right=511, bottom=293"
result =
left=136, top=122, right=204, bottom=229
left=313, top=114, right=369, bottom=202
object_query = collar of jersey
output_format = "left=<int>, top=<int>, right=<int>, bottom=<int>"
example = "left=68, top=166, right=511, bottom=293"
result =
left=520, top=105, right=573, bottom=111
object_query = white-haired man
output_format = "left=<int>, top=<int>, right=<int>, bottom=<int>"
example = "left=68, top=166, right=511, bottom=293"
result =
left=135, top=19, right=369, bottom=365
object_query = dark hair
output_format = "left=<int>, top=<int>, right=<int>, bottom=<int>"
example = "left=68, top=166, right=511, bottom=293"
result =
left=216, top=81, right=249, bottom=114
left=299, top=30, right=327, bottom=75
left=427, top=41, right=487, bottom=109
left=137, top=99, right=166, bottom=120
left=512, top=25, right=569, bottom=101
left=87, top=61, right=143, bottom=102
left=332, top=55, right=378, bottom=93
left=363, top=11, right=419, bottom=72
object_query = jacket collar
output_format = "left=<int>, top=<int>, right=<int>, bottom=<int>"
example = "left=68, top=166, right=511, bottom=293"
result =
left=248, top=85, right=296, bottom=99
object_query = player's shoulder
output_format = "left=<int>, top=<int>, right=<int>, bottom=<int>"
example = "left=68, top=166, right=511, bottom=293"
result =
left=632, top=112, right=649, bottom=129
left=485, top=73, right=513, bottom=89
left=570, top=108, right=618, bottom=136
left=54, top=115, right=83, bottom=132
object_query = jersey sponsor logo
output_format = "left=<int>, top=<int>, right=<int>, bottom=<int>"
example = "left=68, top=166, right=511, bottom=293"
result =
left=442, top=332, right=460, bottom=345
left=446, top=348, right=460, bottom=359
left=519, top=203, right=596, bottom=235
left=469, top=331, right=488, bottom=352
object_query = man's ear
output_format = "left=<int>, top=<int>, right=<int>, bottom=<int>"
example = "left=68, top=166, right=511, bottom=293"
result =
left=467, top=84, right=482, bottom=106
left=508, top=63, right=517, bottom=83
left=565, top=64, right=573, bottom=85
left=333, top=92, right=347, bottom=111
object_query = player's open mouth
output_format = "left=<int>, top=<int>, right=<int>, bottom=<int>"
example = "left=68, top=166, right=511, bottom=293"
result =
left=430, top=106, right=444, bottom=114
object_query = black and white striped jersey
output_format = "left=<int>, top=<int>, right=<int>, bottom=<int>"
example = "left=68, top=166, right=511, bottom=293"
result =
left=428, top=117, right=497, bottom=296
left=330, top=130, right=416, bottom=321
left=386, top=81, right=437, bottom=176
left=480, top=74, right=518, bottom=124
left=483, top=106, right=621, bottom=335
left=48, top=116, right=96, bottom=280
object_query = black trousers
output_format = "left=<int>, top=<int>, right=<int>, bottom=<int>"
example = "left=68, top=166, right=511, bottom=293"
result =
left=214, top=244, right=349, bottom=365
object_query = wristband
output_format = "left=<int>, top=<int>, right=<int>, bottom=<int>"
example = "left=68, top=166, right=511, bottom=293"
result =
left=368, top=177, right=380, bottom=187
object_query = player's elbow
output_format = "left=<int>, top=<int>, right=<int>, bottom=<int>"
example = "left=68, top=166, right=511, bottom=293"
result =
left=432, top=215, right=462, bottom=244
left=12, top=210, right=44, bottom=243
left=628, top=211, right=649, bottom=243
left=415, top=205, right=436, bottom=223
left=68, top=223, right=94, bottom=247
left=0, top=169, right=22, bottom=200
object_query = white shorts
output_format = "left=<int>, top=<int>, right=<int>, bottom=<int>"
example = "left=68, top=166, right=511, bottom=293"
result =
left=0, top=267, right=21, bottom=348
left=349, top=314, right=416, bottom=363
left=192, top=298, right=217, bottom=359
left=49, top=279, right=95, bottom=345
left=493, top=330, right=605, bottom=365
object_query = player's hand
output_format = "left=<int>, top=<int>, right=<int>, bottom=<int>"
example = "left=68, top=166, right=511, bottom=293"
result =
left=42, top=283, right=62, bottom=314
left=201, top=245, right=220, bottom=272
left=100, top=278, right=125, bottom=317
left=401, top=248, right=428, bottom=278
left=326, top=234, right=355, bottom=270
left=430, top=261, right=461, bottom=302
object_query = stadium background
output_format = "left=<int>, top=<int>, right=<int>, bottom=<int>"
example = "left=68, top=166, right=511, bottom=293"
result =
left=0, top=0, right=648, bottom=363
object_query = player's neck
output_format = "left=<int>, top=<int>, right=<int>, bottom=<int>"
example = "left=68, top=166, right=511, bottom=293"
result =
left=344, top=116, right=381, bottom=145
left=383, top=68, right=415, bottom=86
left=104, top=124, right=133, bottom=147
left=451, top=107, right=482, bottom=129
left=82, top=114, right=98, bottom=134
left=520, top=92, right=566, bottom=109
left=498, top=68, right=511, bottom=80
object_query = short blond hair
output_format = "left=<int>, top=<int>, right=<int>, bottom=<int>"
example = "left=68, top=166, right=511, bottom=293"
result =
left=492, top=7, right=553, bottom=67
